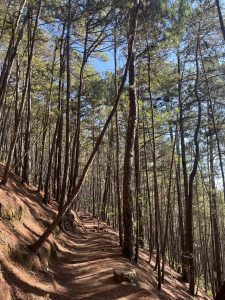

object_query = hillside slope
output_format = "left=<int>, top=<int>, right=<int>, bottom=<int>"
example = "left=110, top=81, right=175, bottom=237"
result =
left=0, top=164, right=211, bottom=300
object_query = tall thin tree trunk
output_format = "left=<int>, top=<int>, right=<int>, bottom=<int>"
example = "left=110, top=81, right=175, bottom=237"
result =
left=59, top=0, right=71, bottom=212
left=22, top=12, right=32, bottom=183
left=177, top=51, right=189, bottom=281
left=208, top=126, right=222, bottom=291
left=122, top=49, right=137, bottom=259
left=146, top=40, right=161, bottom=291
left=38, top=41, right=57, bottom=192
left=114, top=27, right=123, bottom=247
left=143, top=121, right=153, bottom=261
left=186, top=29, right=201, bottom=295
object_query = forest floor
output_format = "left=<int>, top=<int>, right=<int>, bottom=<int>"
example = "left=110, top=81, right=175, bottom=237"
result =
left=0, top=163, right=211, bottom=300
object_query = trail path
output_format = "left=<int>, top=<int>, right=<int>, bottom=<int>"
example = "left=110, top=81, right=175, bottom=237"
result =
left=50, top=213, right=155, bottom=300
left=47, top=213, right=209, bottom=300
left=0, top=168, right=210, bottom=300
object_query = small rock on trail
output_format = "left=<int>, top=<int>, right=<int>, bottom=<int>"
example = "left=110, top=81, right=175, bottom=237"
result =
left=114, top=267, right=139, bottom=286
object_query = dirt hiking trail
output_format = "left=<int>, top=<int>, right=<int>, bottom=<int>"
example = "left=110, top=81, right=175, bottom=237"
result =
left=0, top=164, right=211, bottom=299
left=47, top=213, right=210, bottom=300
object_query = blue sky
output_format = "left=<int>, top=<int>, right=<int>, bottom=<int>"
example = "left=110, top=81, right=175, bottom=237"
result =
left=90, top=46, right=126, bottom=77
left=91, top=54, right=115, bottom=76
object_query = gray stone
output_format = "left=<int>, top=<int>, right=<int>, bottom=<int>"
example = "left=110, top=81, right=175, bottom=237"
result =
left=113, top=267, right=138, bottom=286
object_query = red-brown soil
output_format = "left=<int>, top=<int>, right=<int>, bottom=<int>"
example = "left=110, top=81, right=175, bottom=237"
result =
left=0, top=164, right=211, bottom=299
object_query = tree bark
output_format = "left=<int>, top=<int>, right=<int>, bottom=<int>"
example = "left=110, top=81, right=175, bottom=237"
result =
left=59, top=0, right=71, bottom=212
left=122, top=49, right=137, bottom=259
